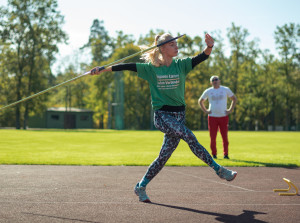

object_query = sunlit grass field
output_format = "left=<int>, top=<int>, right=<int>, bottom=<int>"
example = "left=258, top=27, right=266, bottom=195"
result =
left=0, top=129, right=299, bottom=167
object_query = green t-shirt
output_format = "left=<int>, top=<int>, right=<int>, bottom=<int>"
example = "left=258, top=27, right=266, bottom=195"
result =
left=136, top=58, right=193, bottom=110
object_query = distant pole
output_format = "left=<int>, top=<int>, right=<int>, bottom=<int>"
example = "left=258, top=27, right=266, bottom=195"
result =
left=114, top=72, right=124, bottom=130
left=107, top=83, right=112, bottom=129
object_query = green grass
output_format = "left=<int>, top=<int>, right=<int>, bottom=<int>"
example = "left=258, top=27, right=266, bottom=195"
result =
left=0, top=129, right=299, bottom=167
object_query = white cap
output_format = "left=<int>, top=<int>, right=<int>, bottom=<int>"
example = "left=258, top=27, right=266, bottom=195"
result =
left=210, top=75, right=219, bottom=82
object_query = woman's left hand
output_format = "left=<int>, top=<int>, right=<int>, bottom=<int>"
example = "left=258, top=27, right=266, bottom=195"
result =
left=205, top=33, right=214, bottom=48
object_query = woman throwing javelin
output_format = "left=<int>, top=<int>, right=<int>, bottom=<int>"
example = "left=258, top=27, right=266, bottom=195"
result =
left=90, top=33, right=237, bottom=203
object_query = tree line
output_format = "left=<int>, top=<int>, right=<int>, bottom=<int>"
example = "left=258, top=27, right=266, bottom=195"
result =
left=0, top=0, right=299, bottom=131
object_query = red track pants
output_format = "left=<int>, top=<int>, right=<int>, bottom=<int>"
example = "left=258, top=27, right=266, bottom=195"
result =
left=208, top=115, right=229, bottom=156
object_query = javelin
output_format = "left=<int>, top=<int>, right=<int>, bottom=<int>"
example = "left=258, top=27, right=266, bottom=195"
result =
left=0, top=34, right=186, bottom=112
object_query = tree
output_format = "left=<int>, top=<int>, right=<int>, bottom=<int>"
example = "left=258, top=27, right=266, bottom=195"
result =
left=81, top=19, right=113, bottom=64
left=274, top=23, right=300, bottom=130
left=236, top=38, right=262, bottom=130
left=0, top=44, right=16, bottom=126
left=184, top=33, right=211, bottom=130
left=114, top=30, right=135, bottom=48
left=227, top=23, right=250, bottom=129
left=259, top=51, right=286, bottom=130
left=0, top=0, right=67, bottom=129
left=48, top=65, right=90, bottom=109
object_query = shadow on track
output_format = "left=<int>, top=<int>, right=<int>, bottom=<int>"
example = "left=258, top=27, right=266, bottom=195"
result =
left=150, top=202, right=267, bottom=223
left=229, top=159, right=298, bottom=168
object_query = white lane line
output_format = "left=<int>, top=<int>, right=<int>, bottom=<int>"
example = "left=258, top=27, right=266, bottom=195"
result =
left=0, top=201, right=299, bottom=206
left=165, top=169, right=255, bottom=192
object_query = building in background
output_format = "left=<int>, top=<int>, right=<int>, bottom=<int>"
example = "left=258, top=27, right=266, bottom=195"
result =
left=28, top=107, right=93, bottom=129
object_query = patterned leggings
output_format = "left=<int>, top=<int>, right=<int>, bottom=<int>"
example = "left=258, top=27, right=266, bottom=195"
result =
left=144, top=110, right=214, bottom=181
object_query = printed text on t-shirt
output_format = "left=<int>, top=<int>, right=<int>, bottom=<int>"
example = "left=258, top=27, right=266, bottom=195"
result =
left=156, top=74, right=180, bottom=90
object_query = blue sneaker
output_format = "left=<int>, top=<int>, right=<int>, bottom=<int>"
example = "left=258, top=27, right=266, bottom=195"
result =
left=134, top=183, right=151, bottom=203
left=216, top=166, right=237, bottom=181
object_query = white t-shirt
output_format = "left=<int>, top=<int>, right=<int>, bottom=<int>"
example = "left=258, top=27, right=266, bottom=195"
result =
left=200, top=86, right=234, bottom=117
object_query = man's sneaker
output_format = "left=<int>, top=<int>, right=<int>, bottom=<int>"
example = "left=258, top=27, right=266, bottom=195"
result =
left=134, top=183, right=151, bottom=203
left=224, top=155, right=229, bottom=159
left=213, top=155, right=217, bottom=159
left=216, top=166, right=237, bottom=181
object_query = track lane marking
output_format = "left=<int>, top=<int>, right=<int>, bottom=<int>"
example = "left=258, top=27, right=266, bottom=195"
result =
left=165, top=169, right=255, bottom=192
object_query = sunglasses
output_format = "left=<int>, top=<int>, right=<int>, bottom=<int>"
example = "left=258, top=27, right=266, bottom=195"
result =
left=212, top=78, right=219, bottom=82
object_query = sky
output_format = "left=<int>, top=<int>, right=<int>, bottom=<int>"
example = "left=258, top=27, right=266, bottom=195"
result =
left=0, top=0, right=299, bottom=74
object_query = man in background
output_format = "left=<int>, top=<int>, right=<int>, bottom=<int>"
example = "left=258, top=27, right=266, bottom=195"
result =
left=198, top=75, right=237, bottom=159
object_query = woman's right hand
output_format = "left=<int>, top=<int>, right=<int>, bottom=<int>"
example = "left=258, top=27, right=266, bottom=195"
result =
left=90, top=66, right=110, bottom=75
